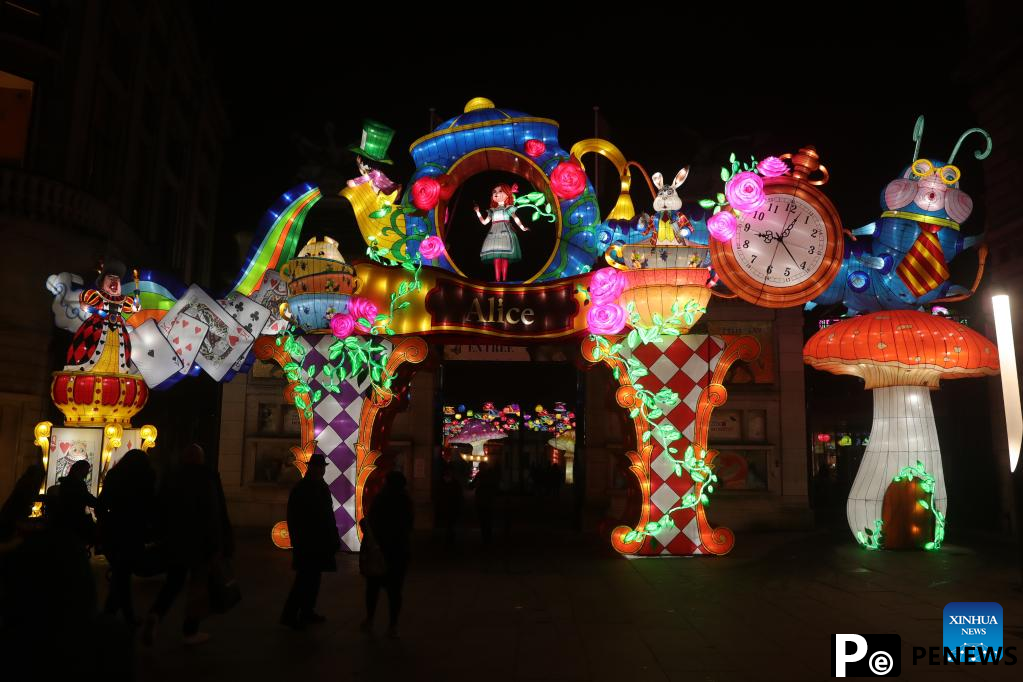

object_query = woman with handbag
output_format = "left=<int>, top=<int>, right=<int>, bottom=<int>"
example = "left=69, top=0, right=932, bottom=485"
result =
left=360, top=470, right=413, bottom=638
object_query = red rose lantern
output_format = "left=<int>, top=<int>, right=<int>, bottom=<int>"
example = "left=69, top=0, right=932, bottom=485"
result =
left=550, top=160, right=586, bottom=200
left=412, top=176, right=442, bottom=210
left=524, top=139, right=546, bottom=158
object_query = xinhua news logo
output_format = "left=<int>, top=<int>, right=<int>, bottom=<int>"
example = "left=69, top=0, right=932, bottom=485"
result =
left=832, top=634, right=901, bottom=677
left=943, top=602, right=1003, bottom=662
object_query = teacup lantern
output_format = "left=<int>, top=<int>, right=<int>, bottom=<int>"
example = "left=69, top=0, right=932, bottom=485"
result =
left=280, top=236, right=360, bottom=332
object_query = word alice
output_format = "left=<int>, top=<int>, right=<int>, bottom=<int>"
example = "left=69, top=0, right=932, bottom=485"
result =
left=463, top=296, right=535, bottom=325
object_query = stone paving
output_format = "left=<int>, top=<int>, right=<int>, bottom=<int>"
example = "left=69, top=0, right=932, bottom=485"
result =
left=101, top=494, right=1023, bottom=682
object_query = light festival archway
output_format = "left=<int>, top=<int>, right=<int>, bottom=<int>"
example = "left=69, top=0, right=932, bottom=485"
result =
left=38, top=102, right=1000, bottom=556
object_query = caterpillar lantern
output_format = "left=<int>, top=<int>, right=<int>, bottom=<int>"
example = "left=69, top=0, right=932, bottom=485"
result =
left=809, top=116, right=992, bottom=314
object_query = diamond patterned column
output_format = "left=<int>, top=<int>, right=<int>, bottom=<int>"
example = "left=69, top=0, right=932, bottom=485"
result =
left=625, top=335, right=722, bottom=555
left=297, top=335, right=376, bottom=551
left=584, top=333, right=759, bottom=556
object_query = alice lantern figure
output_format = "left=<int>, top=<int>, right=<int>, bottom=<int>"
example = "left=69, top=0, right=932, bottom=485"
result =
left=474, top=184, right=529, bottom=282
left=64, top=260, right=140, bottom=374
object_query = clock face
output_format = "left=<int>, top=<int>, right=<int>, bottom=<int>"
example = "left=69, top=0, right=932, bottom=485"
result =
left=730, top=194, right=828, bottom=287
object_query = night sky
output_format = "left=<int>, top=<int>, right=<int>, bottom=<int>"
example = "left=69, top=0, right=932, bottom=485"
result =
left=192, top=5, right=987, bottom=293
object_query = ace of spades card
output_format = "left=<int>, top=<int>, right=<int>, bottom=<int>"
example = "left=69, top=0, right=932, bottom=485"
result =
left=128, top=319, right=184, bottom=386
left=164, top=313, right=209, bottom=374
left=161, top=285, right=254, bottom=381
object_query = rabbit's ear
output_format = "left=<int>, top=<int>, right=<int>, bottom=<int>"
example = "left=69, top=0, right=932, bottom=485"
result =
left=652, top=172, right=665, bottom=190
left=671, top=167, right=690, bottom=188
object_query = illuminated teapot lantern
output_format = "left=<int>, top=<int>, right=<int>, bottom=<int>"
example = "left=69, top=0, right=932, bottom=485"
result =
left=279, top=237, right=360, bottom=332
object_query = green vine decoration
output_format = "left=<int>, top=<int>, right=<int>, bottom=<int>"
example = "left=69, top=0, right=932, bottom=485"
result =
left=513, top=191, right=556, bottom=223
left=892, top=460, right=945, bottom=550
left=856, top=519, right=885, bottom=551
left=365, top=238, right=424, bottom=337
left=588, top=299, right=717, bottom=545
left=276, top=326, right=327, bottom=419
left=623, top=443, right=718, bottom=544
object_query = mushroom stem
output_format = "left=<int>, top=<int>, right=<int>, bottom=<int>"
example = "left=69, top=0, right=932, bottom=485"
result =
left=847, top=385, right=948, bottom=546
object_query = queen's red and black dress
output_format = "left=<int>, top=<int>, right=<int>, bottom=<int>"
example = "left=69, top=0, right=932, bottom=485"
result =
left=65, top=289, right=139, bottom=374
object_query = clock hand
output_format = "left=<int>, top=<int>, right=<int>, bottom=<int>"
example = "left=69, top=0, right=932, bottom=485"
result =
left=779, top=239, right=801, bottom=267
left=754, top=231, right=774, bottom=243
left=780, top=215, right=799, bottom=239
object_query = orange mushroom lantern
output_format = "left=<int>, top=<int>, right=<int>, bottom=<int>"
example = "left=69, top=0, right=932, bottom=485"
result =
left=803, top=310, right=998, bottom=550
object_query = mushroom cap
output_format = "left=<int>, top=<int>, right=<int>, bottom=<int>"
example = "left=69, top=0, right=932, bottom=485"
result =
left=803, top=310, right=999, bottom=389
left=448, top=419, right=508, bottom=444
left=548, top=429, right=576, bottom=453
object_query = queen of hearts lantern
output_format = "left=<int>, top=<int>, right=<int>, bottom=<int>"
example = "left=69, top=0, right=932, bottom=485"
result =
left=37, top=260, right=157, bottom=506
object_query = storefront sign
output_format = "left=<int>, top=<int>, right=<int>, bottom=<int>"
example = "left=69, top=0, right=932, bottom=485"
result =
left=443, top=345, right=532, bottom=361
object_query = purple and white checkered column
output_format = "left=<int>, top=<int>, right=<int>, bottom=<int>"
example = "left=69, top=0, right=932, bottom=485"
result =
left=297, top=335, right=382, bottom=551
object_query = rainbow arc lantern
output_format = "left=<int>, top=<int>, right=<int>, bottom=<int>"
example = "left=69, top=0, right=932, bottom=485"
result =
left=804, top=310, right=998, bottom=550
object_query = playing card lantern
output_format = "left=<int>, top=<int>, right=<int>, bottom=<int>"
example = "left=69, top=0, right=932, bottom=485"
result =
left=280, top=237, right=360, bottom=333
left=803, top=310, right=999, bottom=549
left=49, top=371, right=149, bottom=426
left=447, top=419, right=507, bottom=462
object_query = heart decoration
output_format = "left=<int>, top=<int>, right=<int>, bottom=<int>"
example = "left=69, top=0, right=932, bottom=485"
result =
left=147, top=350, right=155, bottom=357
left=173, top=337, right=180, bottom=344
left=59, top=442, right=70, bottom=454
left=229, top=336, right=239, bottom=346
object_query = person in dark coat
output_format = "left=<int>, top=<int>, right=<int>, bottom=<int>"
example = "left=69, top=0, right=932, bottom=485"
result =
left=0, top=464, right=44, bottom=543
left=280, top=454, right=339, bottom=629
left=97, top=449, right=155, bottom=625
left=48, top=459, right=98, bottom=548
left=143, top=444, right=224, bottom=646
left=361, top=470, right=413, bottom=638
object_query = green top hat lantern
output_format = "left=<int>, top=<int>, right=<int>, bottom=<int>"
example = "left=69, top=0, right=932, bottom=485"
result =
left=348, top=119, right=395, bottom=165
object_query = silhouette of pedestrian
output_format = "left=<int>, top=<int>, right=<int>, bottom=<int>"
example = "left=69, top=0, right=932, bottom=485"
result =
left=143, top=444, right=224, bottom=646
left=47, top=459, right=98, bottom=549
left=362, top=471, right=413, bottom=638
left=97, top=449, right=155, bottom=625
left=0, top=464, right=44, bottom=543
left=280, top=454, right=339, bottom=629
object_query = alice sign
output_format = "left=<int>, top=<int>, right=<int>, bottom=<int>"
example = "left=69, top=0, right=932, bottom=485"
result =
left=424, top=279, right=583, bottom=338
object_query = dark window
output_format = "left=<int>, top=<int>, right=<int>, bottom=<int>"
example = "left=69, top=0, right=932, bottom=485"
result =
left=0, top=71, right=34, bottom=166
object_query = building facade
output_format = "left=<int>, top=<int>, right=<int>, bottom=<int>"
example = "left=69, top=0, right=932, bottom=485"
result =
left=0, top=0, right=229, bottom=496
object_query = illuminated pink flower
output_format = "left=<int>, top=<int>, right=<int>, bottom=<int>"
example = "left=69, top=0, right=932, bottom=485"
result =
left=418, top=235, right=445, bottom=260
left=348, top=297, right=379, bottom=332
left=589, top=267, right=626, bottom=304
left=587, top=303, right=627, bottom=335
left=330, top=313, right=356, bottom=339
left=724, top=171, right=766, bottom=213
left=757, top=156, right=789, bottom=178
left=411, top=176, right=442, bottom=210
left=550, top=161, right=587, bottom=200
left=707, top=211, right=738, bottom=242
left=524, top=139, right=546, bottom=158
